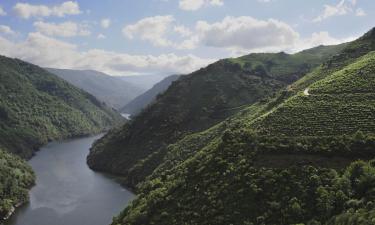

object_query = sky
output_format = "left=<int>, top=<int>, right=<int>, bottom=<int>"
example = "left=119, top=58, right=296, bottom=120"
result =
left=0, top=0, right=373, bottom=76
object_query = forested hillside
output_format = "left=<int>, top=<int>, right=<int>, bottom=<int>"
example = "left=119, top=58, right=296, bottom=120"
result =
left=87, top=43, right=346, bottom=188
left=0, top=55, right=123, bottom=158
left=112, top=28, right=375, bottom=225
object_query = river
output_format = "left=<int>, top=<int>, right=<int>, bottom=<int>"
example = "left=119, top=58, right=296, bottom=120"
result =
left=5, top=134, right=134, bottom=225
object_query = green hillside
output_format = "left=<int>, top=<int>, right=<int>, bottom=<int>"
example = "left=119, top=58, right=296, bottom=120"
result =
left=0, top=149, right=35, bottom=220
left=252, top=51, right=375, bottom=137
left=111, top=29, right=375, bottom=225
left=0, top=55, right=123, bottom=158
left=87, top=44, right=345, bottom=188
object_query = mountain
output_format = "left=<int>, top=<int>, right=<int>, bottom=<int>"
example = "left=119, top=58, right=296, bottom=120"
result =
left=119, top=74, right=171, bottom=91
left=121, top=75, right=181, bottom=115
left=112, top=28, right=375, bottom=225
left=0, top=55, right=123, bottom=158
left=46, top=68, right=144, bottom=109
left=87, top=43, right=346, bottom=188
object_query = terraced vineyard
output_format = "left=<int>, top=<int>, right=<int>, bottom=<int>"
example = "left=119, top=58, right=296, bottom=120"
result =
left=252, top=51, right=375, bottom=137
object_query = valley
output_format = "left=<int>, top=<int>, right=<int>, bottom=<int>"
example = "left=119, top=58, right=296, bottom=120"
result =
left=0, top=1, right=374, bottom=224
left=4, top=135, right=134, bottom=225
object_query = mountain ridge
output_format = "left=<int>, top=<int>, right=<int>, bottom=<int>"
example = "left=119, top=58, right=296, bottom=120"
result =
left=110, top=28, right=375, bottom=225
left=0, top=55, right=123, bottom=158
left=87, top=43, right=347, bottom=188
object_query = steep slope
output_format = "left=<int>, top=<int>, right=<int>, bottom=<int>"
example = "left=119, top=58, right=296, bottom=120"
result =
left=0, top=55, right=123, bottom=158
left=0, top=149, right=35, bottom=221
left=252, top=51, right=375, bottom=136
left=121, top=75, right=181, bottom=115
left=87, top=44, right=346, bottom=188
left=112, top=29, right=375, bottom=225
left=46, top=68, right=144, bottom=109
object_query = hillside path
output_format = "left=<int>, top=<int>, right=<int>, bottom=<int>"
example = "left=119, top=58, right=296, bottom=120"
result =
left=304, top=88, right=310, bottom=96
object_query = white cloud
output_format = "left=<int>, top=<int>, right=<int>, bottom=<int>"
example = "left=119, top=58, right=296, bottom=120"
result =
left=0, top=25, right=16, bottom=36
left=122, top=14, right=354, bottom=54
left=123, top=15, right=196, bottom=49
left=195, top=16, right=299, bottom=53
left=174, top=25, right=192, bottom=37
left=13, top=1, right=81, bottom=19
left=123, top=15, right=174, bottom=47
left=179, top=0, right=223, bottom=11
left=209, top=0, right=224, bottom=6
left=355, top=8, right=366, bottom=16
left=33, top=21, right=91, bottom=37
left=0, top=6, right=6, bottom=16
left=0, top=32, right=214, bottom=75
left=292, top=31, right=356, bottom=52
left=100, top=18, right=111, bottom=28
left=188, top=16, right=354, bottom=56
left=97, top=33, right=106, bottom=39
left=313, top=0, right=358, bottom=22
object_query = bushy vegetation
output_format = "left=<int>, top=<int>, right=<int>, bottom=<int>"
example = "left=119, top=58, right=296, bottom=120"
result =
left=0, top=149, right=35, bottom=220
left=0, top=55, right=123, bottom=158
left=113, top=130, right=375, bottom=225
left=88, top=44, right=344, bottom=188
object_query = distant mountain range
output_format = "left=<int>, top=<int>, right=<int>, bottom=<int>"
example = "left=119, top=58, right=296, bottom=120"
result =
left=46, top=68, right=144, bottom=109
left=121, top=74, right=181, bottom=115
left=119, top=74, right=171, bottom=90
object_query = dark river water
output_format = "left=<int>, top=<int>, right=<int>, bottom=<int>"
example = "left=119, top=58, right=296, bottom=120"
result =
left=5, top=135, right=134, bottom=225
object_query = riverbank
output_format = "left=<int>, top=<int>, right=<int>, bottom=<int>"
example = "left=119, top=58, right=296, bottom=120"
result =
left=2, top=202, right=23, bottom=221
left=5, top=135, right=134, bottom=225
left=1, top=127, right=123, bottom=224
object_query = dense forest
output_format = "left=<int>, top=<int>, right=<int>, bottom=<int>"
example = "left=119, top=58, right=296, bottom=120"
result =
left=0, top=55, right=123, bottom=158
left=0, top=149, right=35, bottom=220
left=107, top=28, right=375, bottom=224
left=87, top=43, right=346, bottom=188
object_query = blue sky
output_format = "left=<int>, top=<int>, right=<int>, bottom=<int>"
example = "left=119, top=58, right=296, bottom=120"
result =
left=0, top=0, right=373, bottom=75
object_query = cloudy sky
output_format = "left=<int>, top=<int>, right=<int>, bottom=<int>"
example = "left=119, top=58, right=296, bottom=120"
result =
left=0, top=0, right=373, bottom=76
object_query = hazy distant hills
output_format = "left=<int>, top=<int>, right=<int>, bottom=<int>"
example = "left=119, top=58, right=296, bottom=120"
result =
left=121, top=74, right=181, bottom=115
left=119, top=74, right=171, bottom=90
left=46, top=68, right=144, bottom=109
